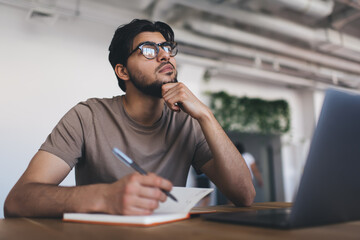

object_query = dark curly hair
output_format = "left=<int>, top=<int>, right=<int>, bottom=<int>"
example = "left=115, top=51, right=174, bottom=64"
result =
left=108, top=19, right=175, bottom=92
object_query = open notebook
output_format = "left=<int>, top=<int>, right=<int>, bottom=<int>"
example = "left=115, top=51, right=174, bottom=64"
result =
left=63, top=187, right=213, bottom=226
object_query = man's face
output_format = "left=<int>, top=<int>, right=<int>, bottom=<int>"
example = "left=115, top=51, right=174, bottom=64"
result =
left=126, top=32, right=178, bottom=98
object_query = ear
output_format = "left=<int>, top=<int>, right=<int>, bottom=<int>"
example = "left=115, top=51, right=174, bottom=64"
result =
left=115, top=64, right=130, bottom=81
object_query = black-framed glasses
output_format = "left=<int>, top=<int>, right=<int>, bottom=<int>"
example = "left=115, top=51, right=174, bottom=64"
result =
left=128, top=41, right=178, bottom=59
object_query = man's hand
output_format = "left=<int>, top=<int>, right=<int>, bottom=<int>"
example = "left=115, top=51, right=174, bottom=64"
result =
left=102, top=172, right=173, bottom=215
left=4, top=151, right=174, bottom=218
left=162, top=82, right=211, bottom=121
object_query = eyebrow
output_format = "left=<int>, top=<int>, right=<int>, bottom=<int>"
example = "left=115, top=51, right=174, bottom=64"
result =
left=137, top=41, right=154, bottom=46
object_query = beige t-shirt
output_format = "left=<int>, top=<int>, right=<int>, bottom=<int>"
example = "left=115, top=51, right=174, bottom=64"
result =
left=40, top=96, right=212, bottom=186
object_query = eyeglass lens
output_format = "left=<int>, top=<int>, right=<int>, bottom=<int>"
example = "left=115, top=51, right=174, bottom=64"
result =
left=141, top=42, right=177, bottom=59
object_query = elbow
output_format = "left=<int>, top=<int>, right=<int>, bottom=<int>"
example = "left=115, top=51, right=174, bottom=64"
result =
left=3, top=189, right=24, bottom=218
left=4, top=205, right=14, bottom=218
left=242, top=188, right=256, bottom=207
left=4, top=195, right=16, bottom=218
left=243, top=189, right=256, bottom=207
left=233, top=184, right=256, bottom=207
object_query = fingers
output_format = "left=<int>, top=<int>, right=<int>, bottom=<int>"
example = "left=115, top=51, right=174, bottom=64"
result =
left=162, top=83, right=190, bottom=112
left=121, top=193, right=160, bottom=215
left=127, top=173, right=171, bottom=198
left=140, top=172, right=173, bottom=193
left=162, top=82, right=208, bottom=121
left=108, top=173, right=173, bottom=215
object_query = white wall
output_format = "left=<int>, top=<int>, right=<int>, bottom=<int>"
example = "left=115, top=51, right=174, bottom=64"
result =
left=0, top=5, right=121, bottom=218
left=0, top=4, right=324, bottom=218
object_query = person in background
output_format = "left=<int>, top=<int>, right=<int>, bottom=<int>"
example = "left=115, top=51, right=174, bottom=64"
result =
left=235, top=142, right=264, bottom=187
left=4, top=19, right=255, bottom=218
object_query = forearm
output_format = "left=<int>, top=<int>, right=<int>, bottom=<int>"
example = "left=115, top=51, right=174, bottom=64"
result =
left=4, top=172, right=173, bottom=218
left=161, top=83, right=255, bottom=205
left=4, top=182, right=107, bottom=218
left=198, top=110, right=255, bottom=206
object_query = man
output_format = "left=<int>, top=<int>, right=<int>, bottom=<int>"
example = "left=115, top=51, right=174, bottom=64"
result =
left=4, top=19, right=255, bottom=217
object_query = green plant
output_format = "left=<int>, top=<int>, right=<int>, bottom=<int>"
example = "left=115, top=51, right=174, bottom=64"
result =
left=208, top=91, right=290, bottom=134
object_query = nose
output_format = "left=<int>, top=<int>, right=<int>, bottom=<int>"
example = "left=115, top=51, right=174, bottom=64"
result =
left=157, top=47, right=171, bottom=62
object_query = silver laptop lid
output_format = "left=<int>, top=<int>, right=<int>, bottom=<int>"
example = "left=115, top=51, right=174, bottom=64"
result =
left=290, top=88, right=360, bottom=227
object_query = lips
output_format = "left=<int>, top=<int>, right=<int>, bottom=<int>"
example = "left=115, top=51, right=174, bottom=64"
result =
left=158, top=63, right=174, bottom=73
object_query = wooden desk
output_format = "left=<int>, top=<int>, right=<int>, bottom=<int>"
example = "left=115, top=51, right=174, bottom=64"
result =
left=1, top=202, right=360, bottom=240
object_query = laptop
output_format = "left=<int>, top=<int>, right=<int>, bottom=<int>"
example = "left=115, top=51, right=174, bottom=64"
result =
left=203, top=88, right=360, bottom=229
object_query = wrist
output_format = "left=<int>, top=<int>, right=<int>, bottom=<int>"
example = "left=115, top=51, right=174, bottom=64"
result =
left=197, top=107, right=215, bottom=125
left=72, top=184, right=108, bottom=213
left=91, top=184, right=109, bottom=213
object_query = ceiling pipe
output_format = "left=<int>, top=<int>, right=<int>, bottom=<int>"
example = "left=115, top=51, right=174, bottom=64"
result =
left=177, top=53, right=360, bottom=91
left=175, top=0, right=317, bottom=42
left=160, top=0, right=360, bottom=62
left=176, top=54, right=316, bottom=88
left=174, top=28, right=360, bottom=88
left=185, top=19, right=360, bottom=75
left=270, top=0, right=334, bottom=18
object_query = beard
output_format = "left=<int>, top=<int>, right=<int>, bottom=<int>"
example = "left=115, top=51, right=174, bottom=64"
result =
left=128, top=63, right=178, bottom=98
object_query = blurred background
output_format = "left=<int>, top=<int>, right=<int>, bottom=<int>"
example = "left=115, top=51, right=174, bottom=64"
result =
left=1, top=0, right=360, bottom=217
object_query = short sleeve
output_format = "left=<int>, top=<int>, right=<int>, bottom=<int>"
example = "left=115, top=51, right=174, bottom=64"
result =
left=39, top=103, right=91, bottom=169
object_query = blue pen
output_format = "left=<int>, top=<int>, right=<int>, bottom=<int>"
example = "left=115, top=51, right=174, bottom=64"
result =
left=112, top=147, right=178, bottom=202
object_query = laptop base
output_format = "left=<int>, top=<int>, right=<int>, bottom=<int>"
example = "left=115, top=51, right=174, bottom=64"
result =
left=203, top=208, right=293, bottom=229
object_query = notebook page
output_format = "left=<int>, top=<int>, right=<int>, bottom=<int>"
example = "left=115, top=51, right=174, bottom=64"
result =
left=154, top=187, right=213, bottom=214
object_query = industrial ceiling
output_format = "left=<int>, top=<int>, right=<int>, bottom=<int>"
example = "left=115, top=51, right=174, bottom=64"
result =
left=2, top=0, right=360, bottom=90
